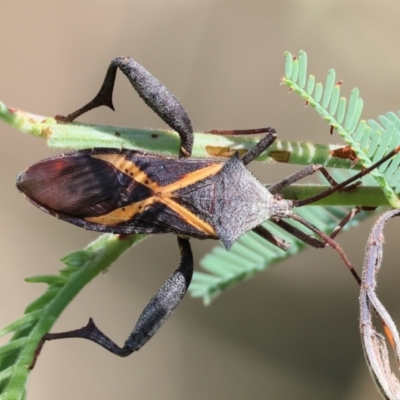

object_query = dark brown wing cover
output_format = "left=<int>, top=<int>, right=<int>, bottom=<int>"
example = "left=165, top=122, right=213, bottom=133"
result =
left=17, top=149, right=271, bottom=247
left=16, top=149, right=219, bottom=238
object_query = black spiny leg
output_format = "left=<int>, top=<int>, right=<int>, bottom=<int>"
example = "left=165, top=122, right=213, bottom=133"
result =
left=249, top=147, right=400, bottom=286
left=241, top=129, right=277, bottom=166
left=38, top=237, right=193, bottom=358
left=57, top=57, right=194, bottom=158
left=263, top=147, right=400, bottom=253
left=206, top=127, right=276, bottom=136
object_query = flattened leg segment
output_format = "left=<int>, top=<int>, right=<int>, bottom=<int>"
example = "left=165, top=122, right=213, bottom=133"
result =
left=41, top=236, right=193, bottom=357
left=60, top=57, right=194, bottom=158
left=117, top=58, right=194, bottom=158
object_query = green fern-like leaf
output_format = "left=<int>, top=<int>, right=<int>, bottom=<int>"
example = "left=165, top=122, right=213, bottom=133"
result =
left=282, top=50, right=400, bottom=207
left=190, top=50, right=400, bottom=304
left=0, top=234, right=146, bottom=400
left=190, top=205, right=371, bottom=304
left=2, top=50, right=400, bottom=397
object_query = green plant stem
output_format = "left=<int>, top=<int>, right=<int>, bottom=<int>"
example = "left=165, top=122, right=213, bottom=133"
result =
left=279, top=185, right=389, bottom=206
left=0, top=101, right=360, bottom=169
left=2, top=233, right=146, bottom=400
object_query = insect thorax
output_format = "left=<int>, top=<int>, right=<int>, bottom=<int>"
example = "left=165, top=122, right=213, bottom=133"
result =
left=178, top=155, right=291, bottom=249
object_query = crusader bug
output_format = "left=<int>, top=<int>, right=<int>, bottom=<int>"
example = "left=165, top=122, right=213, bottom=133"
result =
left=17, top=57, right=400, bottom=360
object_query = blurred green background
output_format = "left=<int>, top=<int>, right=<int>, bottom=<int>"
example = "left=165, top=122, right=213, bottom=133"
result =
left=1, top=1, right=400, bottom=399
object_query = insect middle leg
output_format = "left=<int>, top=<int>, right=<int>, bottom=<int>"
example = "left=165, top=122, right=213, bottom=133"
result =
left=36, top=236, right=193, bottom=358
left=264, top=164, right=360, bottom=245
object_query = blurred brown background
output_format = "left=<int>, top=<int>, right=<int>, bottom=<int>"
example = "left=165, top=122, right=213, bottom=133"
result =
left=1, top=1, right=400, bottom=399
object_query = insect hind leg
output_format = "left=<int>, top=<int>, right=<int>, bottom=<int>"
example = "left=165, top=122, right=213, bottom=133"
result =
left=32, top=236, right=193, bottom=364
left=57, top=57, right=194, bottom=158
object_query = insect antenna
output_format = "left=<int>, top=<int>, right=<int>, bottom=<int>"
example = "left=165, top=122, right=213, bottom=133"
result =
left=265, top=146, right=400, bottom=285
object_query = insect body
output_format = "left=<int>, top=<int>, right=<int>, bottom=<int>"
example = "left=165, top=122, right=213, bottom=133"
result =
left=17, top=57, right=400, bottom=360
left=17, top=148, right=291, bottom=249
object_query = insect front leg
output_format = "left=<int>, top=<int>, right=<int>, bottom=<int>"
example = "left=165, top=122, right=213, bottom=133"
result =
left=57, top=57, right=194, bottom=158
left=38, top=236, right=193, bottom=358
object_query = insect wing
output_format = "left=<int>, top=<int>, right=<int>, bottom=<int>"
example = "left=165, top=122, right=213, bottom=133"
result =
left=17, top=149, right=224, bottom=238
left=17, top=150, right=152, bottom=218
